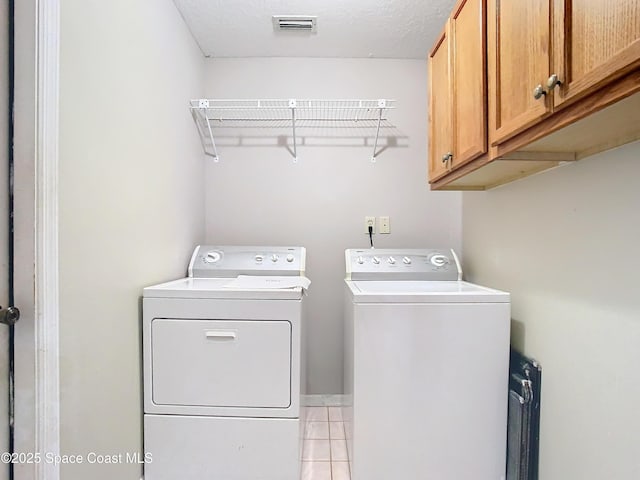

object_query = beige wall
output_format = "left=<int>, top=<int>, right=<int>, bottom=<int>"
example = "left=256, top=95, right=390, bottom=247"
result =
left=462, top=142, right=640, bottom=479
left=59, top=1, right=204, bottom=478
left=203, top=58, right=463, bottom=394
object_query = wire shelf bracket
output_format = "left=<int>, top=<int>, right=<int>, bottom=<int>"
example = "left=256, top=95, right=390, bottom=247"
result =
left=190, top=98, right=397, bottom=163
left=371, top=99, right=387, bottom=163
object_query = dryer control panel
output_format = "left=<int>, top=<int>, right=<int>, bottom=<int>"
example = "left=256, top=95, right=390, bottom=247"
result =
left=345, top=248, right=461, bottom=281
left=189, top=245, right=306, bottom=277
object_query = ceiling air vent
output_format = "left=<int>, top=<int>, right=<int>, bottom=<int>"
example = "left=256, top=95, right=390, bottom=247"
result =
left=272, top=16, right=317, bottom=33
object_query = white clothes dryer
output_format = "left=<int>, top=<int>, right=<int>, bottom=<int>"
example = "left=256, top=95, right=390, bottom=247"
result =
left=143, top=246, right=308, bottom=480
left=344, top=248, right=510, bottom=480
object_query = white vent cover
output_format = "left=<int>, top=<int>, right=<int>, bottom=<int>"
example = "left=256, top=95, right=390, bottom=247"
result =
left=272, top=16, right=317, bottom=32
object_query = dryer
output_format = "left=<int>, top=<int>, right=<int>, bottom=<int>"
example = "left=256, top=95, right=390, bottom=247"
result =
left=344, top=248, right=510, bottom=480
left=143, top=246, right=308, bottom=480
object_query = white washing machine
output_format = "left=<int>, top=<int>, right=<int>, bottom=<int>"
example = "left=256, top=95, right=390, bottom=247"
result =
left=344, top=248, right=510, bottom=480
left=143, top=245, right=308, bottom=480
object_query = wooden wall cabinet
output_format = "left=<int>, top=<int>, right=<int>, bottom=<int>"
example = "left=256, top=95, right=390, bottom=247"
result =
left=551, top=0, right=640, bottom=108
left=489, top=0, right=640, bottom=145
left=428, top=0, right=486, bottom=183
left=489, top=0, right=552, bottom=145
left=428, top=0, right=640, bottom=190
left=428, top=24, right=453, bottom=181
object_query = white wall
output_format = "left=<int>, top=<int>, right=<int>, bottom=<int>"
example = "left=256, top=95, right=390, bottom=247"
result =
left=203, top=58, right=462, bottom=394
left=462, top=142, right=640, bottom=479
left=59, top=1, right=204, bottom=478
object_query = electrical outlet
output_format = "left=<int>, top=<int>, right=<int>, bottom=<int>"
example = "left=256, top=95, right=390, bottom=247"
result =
left=379, top=216, right=390, bottom=234
left=365, top=216, right=376, bottom=234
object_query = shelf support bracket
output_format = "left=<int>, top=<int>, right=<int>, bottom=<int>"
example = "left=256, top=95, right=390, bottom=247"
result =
left=198, top=99, right=219, bottom=162
left=371, top=99, right=386, bottom=163
left=204, top=116, right=220, bottom=162
left=289, top=99, right=298, bottom=162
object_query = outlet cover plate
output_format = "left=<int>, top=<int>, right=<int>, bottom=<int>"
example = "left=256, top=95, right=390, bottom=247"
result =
left=365, top=216, right=376, bottom=234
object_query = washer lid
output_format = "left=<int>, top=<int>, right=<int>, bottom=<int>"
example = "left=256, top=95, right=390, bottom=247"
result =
left=345, top=280, right=509, bottom=303
left=144, top=277, right=304, bottom=300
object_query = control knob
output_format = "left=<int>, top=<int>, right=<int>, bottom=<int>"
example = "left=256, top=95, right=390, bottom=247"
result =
left=372, top=256, right=380, bottom=265
left=430, top=254, right=449, bottom=267
left=387, top=256, right=396, bottom=265
left=402, top=256, right=411, bottom=265
left=271, top=254, right=279, bottom=262
left=357, top=256, right=364, bottom=265
left=255, top=254, right=264, bottom=263
left=286, top=254, right=294, bottom=263
left=205, top=251, right=221, bottom=263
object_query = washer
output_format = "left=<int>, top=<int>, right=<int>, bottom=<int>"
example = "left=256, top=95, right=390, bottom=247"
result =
left=344, top=248, right=510, bottom=480
left=143, top=245, right=307, bottom=480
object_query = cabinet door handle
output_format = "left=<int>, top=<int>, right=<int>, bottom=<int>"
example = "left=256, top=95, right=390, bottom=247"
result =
left=441, top=152, right=453, bottom=170
left=546, top=74, right=562, bottom=91
left=205, top=330, right=237, bottom=340
left=533, top=84, right=547, bottom=100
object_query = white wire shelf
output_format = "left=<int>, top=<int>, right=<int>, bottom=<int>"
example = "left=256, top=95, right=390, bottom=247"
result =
left=190, top=98, right=397, bottom=162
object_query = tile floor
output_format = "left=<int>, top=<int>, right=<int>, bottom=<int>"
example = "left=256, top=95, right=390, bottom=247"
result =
left=301, top=406, right=350, bottom=480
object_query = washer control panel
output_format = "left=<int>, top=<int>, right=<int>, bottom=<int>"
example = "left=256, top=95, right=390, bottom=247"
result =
left=189, top=245, right=306, bottom=278
left=345, top=248, right=461, bottom=281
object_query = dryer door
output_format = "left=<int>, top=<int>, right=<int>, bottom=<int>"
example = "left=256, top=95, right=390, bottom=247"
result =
left=151, top=319, right=292, bottom=408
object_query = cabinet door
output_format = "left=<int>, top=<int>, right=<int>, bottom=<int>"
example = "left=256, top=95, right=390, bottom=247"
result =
left=451, top=0, right=487, bottom=167
left=551, top=0, right=640, bottom=108
left=429, top=24, right=453, bottom=180
left=489, top=0, right=552, bottom=144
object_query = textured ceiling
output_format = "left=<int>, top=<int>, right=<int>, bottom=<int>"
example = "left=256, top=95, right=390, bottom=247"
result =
left=172, top=0, right=457, bottom=59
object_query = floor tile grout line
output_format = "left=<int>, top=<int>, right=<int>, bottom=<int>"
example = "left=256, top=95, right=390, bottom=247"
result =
left=328, top=421, right=333, bottom=479
left=328, top=405, right=333, bottom=479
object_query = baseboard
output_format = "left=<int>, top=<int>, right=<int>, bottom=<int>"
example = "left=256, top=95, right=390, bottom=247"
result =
left=302, top=394, right=345, bottom=407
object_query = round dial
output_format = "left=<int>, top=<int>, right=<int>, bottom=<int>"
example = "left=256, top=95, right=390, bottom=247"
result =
left=271, top=254, right=279, bottom=262
left=286, top=254, right=294, bottom=263
left=372, top=256, right=381, bottom=264
left=387, top=256, right=396, bottom=265
left=357, top=256, right=364, bottom=265
left=204, top=251, right=222, bottom=263
left=255, top=254, right=264, bottom=263
left=402, top=256, right=412, bottom=265
left=430, top=254, right=449, bottom=267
